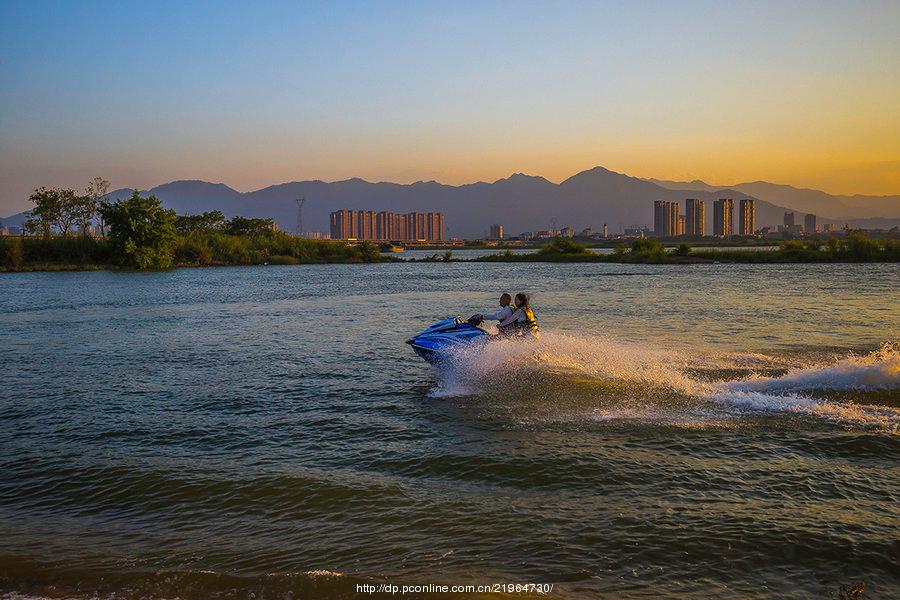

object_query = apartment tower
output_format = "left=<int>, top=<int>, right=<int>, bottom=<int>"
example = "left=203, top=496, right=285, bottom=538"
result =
left=685, top=199, right=705, bottom=236
left=739, top=199, right=755, bottom=236
left=713, top=199, right=734, bottom=237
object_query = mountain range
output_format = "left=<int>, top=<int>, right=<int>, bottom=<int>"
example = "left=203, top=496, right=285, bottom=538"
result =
left=3, top=167, right=898, bottom=238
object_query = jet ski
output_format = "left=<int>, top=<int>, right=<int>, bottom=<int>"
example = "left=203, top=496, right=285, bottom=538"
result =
left=406, top=316, right=488, bottom=364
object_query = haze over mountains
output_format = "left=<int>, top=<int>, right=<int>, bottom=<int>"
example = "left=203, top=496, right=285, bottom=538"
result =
left=3, top=167, right=898, bottom=238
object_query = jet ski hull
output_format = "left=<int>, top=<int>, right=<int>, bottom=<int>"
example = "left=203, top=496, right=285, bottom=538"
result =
left=406, top=317, right=488, bottom=364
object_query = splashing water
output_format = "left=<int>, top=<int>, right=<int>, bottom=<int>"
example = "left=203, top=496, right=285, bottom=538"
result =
left=431, top=333, right=900, bottom=433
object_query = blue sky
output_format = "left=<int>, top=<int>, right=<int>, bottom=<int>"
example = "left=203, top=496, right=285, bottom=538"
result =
left=2, top=0, right=898, bottom=213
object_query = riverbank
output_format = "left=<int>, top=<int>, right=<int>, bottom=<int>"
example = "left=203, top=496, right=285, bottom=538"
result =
left=0, top=233, right=399, bottom=272
left=473, top=236, right=900, bottom=264
left=2, top=232, right=897, bottom=271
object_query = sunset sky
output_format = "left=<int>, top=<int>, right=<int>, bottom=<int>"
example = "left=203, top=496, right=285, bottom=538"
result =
left=2, top=0, right=898, bottom=214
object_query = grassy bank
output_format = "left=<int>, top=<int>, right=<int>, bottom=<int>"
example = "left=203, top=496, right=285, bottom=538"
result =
left=0, top=232, right=393, bottom=272
left=474, top=235, right=900, bottom=264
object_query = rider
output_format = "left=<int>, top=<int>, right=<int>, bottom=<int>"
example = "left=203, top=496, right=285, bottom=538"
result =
left=497, top=293, right=539, bottom=337
left=479, top=293, right=513, bottom=324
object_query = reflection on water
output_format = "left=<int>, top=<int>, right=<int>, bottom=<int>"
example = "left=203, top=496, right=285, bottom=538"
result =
left=0, top=262, right=897, bottom=599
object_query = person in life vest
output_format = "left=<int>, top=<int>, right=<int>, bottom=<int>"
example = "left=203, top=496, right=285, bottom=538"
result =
left=497, top=293, right=539, bottom=337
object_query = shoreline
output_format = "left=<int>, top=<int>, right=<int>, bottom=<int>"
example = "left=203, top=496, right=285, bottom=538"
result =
left=2, top=253, right=898, bottom=273
left=3, top=232, right=897, bottom=272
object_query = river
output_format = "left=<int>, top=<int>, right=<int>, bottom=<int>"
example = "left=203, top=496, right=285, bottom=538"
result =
left=1, top=262, right=897, bottom=598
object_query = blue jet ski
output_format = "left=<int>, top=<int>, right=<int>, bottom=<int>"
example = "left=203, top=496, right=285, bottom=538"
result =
left=406, top=316, right=488, bottom=364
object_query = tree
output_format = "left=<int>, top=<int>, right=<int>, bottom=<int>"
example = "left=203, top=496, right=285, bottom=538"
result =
left=55, top=189, right=80, bottom=236
left=23, top=187, right=80, bottom=237
left=72, top=194, right=98, bottom=235
left=100, top=191, right=177, bottom=269
left=84, top=177, right=110, bottom=235
left=176, top=210, right=226, bottom=234
left=224, top=216, right=275, bottom=237
left=24, top=187, right=62, bottom=238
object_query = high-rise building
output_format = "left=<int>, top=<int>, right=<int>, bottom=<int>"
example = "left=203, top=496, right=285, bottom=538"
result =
left=357, top=210, right=376, bottom=240
left=739, top=199, right=755, bottom=236
left=330, top=210, right=443, bottom=241
left=685, top=199, right=705, bottom=236
left=427, top=212, right=445, bottom=241
left=713, top=198, right=734, bottom=237
left=677, top=215, right=685, bottom=236
left=653, top=200, right=679, bottom=237
left=330, top=209, right=358, bottom=239
left=602, top=223, right=608, bottom=238
left=804, top=213, right=817, bottom=234
left=823, top=223, right=835, bottom=233
left=784, top=212, right=795, bottom=228
left=489, top=224, right=503, bottom=239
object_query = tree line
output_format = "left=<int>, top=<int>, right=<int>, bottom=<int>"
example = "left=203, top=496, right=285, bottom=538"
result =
left=25, top=177, right=111, bottom=237
left=2, top=181, right=383, bottom=270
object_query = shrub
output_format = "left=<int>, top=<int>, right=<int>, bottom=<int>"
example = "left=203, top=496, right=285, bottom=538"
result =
left=20, top=236, right=111, bottom=265
left=673, top=243, right=691, bottom=256
left=779, top=239, right=807, bottom=258
left=0, top=237, right=23, bottom=269
left=844, top=231, right=883, bottom=261
left=174, top=233, right=214, bottom=266
left=630, top=238, right=665, bottom=255
left=538, top=238, right=589, bottom=255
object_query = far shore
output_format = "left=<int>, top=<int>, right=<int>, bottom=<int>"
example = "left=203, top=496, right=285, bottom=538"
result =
left=2, top=230, right=897, bottom=273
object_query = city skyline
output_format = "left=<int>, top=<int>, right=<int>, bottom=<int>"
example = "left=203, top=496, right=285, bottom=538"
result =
left=330, top=209, right=444, bottom=241
left=2, top=1, right=899, bottom=214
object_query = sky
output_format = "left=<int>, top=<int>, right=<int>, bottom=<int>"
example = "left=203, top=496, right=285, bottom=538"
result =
left=1, top=0, right=899, bottom=215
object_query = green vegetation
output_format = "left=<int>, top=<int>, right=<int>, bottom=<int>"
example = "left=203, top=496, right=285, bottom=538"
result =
left=2, top=185, right=394, bottom=272
left=475, top=233, right=899, bottom=264
left=100, top=191, right=179, bottom=269
left=538, top=238, right=591, bottom=256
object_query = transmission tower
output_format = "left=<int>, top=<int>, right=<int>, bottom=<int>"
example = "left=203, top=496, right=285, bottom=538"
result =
left=294, top=197, right=305, bottom=236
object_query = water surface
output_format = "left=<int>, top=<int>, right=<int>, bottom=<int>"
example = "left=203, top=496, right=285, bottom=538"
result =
left=1, top=262, right=898, bottom=599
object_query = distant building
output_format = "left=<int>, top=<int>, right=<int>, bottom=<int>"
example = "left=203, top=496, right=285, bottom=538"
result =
left=685, top=199, right=705, bottom=236
left=653, top=200, right=679, bottom=237
left=489, top=224, right=503, bottom=239
left=602, top=223, right=608, bottom=238
left=739, top=199, right=755, bottom=236
left=677, top=215, right=685, bottom=236
left=330, top=209, right=443, bottom=241
left=560, top=226, right=575, bottom=238
left=804, top=213, right=817, bottom=234
left=580, top=227, right=593, bottom=237
left=712, top=198, right=734, bottom=237
left=823, top=223, right=836, bottom=233
left=330, top=209, right=358, bottom=240
left=624, top=225, right=651, bottom=237
left=426, top=212, right=445, bottom=241
left=784, top=212, right=795, bottom=228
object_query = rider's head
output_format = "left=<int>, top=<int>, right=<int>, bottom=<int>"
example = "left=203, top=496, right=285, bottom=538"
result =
left=499, top=293, right=511, bottom=306
left=514, top=293, right=528, bottom=308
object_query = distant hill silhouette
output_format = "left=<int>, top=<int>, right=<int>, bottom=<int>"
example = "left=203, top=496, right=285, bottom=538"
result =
left=4, top=167, right=898, bottom=236
left=648, top=178, right=900, bottom=220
